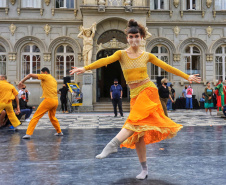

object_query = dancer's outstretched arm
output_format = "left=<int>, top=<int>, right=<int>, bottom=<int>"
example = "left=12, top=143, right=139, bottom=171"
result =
left=18, top=74, right=38, bottom=88
left=70, top=50, right=122, bottom=75
left=148, top=53, right=201, bottom=83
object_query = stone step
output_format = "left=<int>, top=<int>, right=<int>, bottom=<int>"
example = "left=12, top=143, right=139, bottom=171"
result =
left=93, top=102, right=130, bottom=112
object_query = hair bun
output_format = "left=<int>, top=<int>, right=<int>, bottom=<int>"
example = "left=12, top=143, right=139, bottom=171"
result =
left=128, top=19, right=138, bottom=27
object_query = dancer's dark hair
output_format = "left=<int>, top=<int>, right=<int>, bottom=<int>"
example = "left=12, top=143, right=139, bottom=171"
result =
left=41, top=67, right=50, bottom=74
left=125, top=19, right=146, bottom=38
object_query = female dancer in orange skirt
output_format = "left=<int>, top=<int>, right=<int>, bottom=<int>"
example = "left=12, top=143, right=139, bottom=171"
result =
left=70, top=19, right=201, bottom=180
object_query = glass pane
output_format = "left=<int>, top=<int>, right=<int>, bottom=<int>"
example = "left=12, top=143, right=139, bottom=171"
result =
left=108, top=0, right=123, bottom=6
left=185, top=46, right=190, bottom=53
left=216, top=56, right=223, bottom=78
left=0, top=55, right=6, bottom=75
left=57, top=45, right=64, bottom=53
left=66, top=55, right=74, bottom=80
left=193, top=46, right=200, bottom=53
left=185, top=56, right=191, bottom=74
left=0, top=0, right=6, bottom=7
left=67, top=0, right=74, bottom=8
left=151, top=64, right=159, bottom=80
left=215, top=0, right=221, bottom=10
left=154, top=0, right=158, bottom=9
left=66, top=46, right=74, bottom=53
left=23, top=45, right=30, bottom=52
left=56, top=55, right=64, bottom=80
left=191, top=55, right=200, bottom=74
left=34, top=0, right=41, bottom=8
left=0, top=45, right=6, bottom=52
left=161, top=46, right=168, bottom=53
left=187, top=0, right=190, bottom=9
left=216, top=46, right=222, bottom=54
left=160, top=0, right=164, bottom=9
left=32, top=45, right=40, bottom=52
left=151, top=46, right=158, bottom=53
left=160, top=56, right=168, bottom=78
left=22, top=55, right=30, bottom=79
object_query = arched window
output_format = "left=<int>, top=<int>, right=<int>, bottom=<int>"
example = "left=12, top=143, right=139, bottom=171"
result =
left=215, top=0, right=226, bottom=10
left=150, top=0, right=169, bottom=10
left=184, top=45, right=201, bottom=75
left=215, top=45, right=226, bottom=80
left=0, top=45, right=6, bottom=75
left=55, top=45, right=75, bottom=80
left=150, top=45, right=169, bottom=80
left=21, top=44, right=41, bottom=79
left=21, top=0, right=41, bottom=8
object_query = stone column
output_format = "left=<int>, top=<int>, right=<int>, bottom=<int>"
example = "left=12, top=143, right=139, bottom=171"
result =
left=81, top=72, right=94, bottom=111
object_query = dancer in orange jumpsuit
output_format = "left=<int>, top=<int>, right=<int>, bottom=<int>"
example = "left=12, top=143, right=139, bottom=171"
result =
left=70, top=19, right=201, bottom=179
left=0, top=75, right=21, bottom=129
left=19, top=67, right=63, bottom=139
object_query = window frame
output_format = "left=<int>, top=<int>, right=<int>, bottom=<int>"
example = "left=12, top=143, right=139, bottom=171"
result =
left=0, top=0, right=7, bottom=8
left=184, top=45, right=201, bottom=76
left=55, top=0, right=75, bottom=9
left=215, top=45, right=226, bottom=81
left=150, top=45, right=170, bottom=81
left=215, top=0, right=226, bottom=10
left=21, top=0, right=42, bottom=8
left=55, top=44, right=75, bottom=81
left=21, top=44, right=41, bottom=80
left=150, top=0, right=169, bottom=10
left=0, top=45, right=7, bottom=76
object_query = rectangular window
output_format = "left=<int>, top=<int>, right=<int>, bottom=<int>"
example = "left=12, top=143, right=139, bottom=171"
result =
left=150, top=0, right=169, bottom=10
left=0, top=0, right=6, bottom=7
left=215, top=0, right=226, bottom=10
left=0, top=55, right=6, bottom=75
left=56, top=0, right=74, bottom=8
left=21, top=0, right=41, bottom=8
left=186, top=0, right=200, bottom=10
left=108, top=0, right=123, bottom=6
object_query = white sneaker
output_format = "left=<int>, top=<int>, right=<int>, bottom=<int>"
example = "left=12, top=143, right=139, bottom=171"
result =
left=54, top=132, right=63, bottom=136
left=25, top=119, right=31, bottom=122
left=22, top=134, right=31, bottom=139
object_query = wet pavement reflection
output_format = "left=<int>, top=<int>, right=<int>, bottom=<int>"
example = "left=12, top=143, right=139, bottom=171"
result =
left=0, top=126, right=226, bottom=185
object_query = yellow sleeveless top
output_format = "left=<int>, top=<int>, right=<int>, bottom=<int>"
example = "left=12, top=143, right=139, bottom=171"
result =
left=84, top=50, right=189, bottom=84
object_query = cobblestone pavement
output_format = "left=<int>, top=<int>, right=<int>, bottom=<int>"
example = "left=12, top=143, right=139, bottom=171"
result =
left=18, top=109, right=226, bottom=130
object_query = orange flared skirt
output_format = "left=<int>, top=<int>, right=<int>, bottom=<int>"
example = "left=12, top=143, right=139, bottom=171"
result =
left=120, top=81, right=183, bottom=149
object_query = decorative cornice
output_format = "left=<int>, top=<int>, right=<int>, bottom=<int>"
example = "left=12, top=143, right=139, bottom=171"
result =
left=43, top=53, right=51, bottom=62
left=206, top=54, right=213, bottom=61
left=8, top=53, right=17, bottom=62
left=97, top=38, right=128, bottom=53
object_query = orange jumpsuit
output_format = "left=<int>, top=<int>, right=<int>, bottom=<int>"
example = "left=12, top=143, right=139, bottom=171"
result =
left=0, top=80, right=21, bottom=127
left=26, top=74, right=62, bottom=135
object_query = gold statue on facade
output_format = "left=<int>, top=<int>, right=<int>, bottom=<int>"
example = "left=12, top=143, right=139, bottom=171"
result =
left=140, top=27, right=152, bottom=51
left=78, top=23, right=97, bottom=67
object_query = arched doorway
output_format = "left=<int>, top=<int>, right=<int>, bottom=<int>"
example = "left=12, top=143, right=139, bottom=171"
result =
left=96, top=49, right=128, bottom=102
left=96, top=30, right=128, bottom=102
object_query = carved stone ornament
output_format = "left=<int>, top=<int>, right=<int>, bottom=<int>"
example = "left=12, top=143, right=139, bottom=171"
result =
left=98, top=0, right=106, bottom=5
left=173, top=26, right=180, bottom=37
left=206, top=54, right=213, bottom=61
left=124, top=0, right=132, bottom=6
left=44, top=24, right=51, bottom=35
left=17, top=8, right=20, bottom=15
left=45, top=0, right=50, bottom=6
left=10, top=0, right=16, bottom=5
left=51, top=9, right=55, bottom=16
left=5, top=8, right=9, bottom=15
left=206, top=26, right=213, bottom=38
left=206, top=0, right=212, bottom=8
left=97, top=38, right=128, bottom=53
left=9, top=53, right=17, bottom=62
left=173, top=0, right=180, bottom=8
left=44, top=53, right=51, bottom=62
left=9, top=24, right=16, bottom=36
left=173, top=54, right=181, bottom=61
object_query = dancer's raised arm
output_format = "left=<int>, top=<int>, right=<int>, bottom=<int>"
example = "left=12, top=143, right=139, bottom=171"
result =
left=70, top=50, right=122, bottom=75
left=148, top=53, right=201, bottom=83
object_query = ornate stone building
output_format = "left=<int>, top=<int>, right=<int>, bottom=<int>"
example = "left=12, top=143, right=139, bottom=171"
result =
left=0, top=0, right=226, bottom=110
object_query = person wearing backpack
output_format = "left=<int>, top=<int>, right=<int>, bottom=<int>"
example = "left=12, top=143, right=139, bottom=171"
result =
left=186, top=85, right=193, bottom=109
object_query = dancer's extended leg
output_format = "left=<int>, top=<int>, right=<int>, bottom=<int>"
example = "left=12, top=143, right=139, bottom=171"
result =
left=96, top=128, right=134, bottom=159
left=135, top=136, right=148, bottom=180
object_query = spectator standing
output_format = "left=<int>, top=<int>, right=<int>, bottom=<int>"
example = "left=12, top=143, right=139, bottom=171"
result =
left=215, top=78, right=224, bottom=111
left=110, top=79, right=123, bottom=117
left=204, top=82, right=214, bottom=115
left=186, top=85, right=193, bottom=109
left=158, top=78, right=174, bottom=117
left=58, top=84, right=69, bottom=113
left=182, top=85, right=188, bottom=98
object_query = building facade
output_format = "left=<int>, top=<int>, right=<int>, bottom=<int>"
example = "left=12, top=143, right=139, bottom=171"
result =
left=0, top=0, right=226, bottom=110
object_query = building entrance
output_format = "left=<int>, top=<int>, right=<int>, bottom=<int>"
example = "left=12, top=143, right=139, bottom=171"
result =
left=96, top=49, right=128, bottom=102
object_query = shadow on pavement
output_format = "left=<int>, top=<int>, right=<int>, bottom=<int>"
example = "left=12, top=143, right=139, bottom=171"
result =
left=111, top=178, right=178, bottom=185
